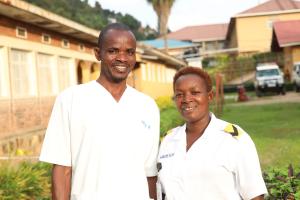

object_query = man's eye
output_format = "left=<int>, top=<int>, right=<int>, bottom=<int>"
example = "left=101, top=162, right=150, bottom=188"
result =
left=108, top=49, right=117, bottom=54
left=127, top=50, right=135, bottom=56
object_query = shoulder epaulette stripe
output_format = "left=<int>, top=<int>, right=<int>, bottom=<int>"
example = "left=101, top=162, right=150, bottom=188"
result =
left=224, top=124, right=243, bottom=138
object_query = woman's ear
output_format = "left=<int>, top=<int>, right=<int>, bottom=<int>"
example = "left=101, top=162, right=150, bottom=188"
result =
left=94, top=47, right=101, bottom=61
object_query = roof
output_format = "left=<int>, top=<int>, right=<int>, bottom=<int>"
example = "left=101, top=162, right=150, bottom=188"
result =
left=137, top=43, right=186, bottom=68
left=0, top=0, right=185, bottom=67
left=0, top=0, right=99, bottom=43
left=140, top=39, right=197, bottom=49
left=237, top=0, right=300, bottom=17
left=165, top=23, right=228, bottom=42
left=273, top=19, right=300, bottom=47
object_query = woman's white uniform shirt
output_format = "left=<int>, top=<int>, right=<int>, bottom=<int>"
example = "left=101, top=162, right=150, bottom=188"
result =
left=157, top=113, right=267, bottom=200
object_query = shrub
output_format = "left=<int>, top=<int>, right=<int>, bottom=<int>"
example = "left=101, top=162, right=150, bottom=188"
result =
left=155, top=96, right=175, bottom=111
left=264, top=164, right=300, bottom=200
left=159, top=105, right=184, bottom=138
left=0, top=161, right=51, bottom=200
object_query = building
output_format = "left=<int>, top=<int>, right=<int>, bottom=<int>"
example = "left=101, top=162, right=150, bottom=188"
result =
left=140, top=39, right=201, bottom=67
left=226, top=0, right=300, bottom=55
left=166, top=23, right=228, bottom=53
left=271, top=19, right=300, bottom=78
left=0, top=0, right=185, bottom=156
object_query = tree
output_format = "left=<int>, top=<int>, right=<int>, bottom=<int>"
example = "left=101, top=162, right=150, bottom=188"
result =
left=147, top=0, right=176, bottom=51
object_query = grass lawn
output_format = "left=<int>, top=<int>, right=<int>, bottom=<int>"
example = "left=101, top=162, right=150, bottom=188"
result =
left=221, top=102, right=300, bottom=169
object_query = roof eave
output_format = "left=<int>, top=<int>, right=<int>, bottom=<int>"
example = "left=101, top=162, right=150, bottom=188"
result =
left=0, top=0, right=99, bottom=43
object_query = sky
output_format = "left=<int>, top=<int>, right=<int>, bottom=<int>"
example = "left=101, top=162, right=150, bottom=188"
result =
left=89, top=0, right=268, bottom=31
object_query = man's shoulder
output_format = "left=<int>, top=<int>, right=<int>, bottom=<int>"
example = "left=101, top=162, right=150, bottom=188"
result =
left=57, top=81, right=95, bottom=101
left=127, top=86, right=157, bottom=106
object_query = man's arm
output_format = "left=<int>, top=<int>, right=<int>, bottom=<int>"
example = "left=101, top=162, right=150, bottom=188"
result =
left=52, top=164, right=72, bottom=200
left=147, top=176, right=157, bottom=200
left=251, top=195, right=264, bottom=200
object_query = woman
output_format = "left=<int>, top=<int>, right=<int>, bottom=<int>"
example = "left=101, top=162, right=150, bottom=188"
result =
left=157, top=67, right=267, bottom=200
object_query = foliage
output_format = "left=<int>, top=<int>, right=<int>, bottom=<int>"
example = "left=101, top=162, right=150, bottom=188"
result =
left=147, top=0, right=176, bottom=35
left=0, top=162, right=51, bottom=200
left=23, top=0, right=158, bottom=40
left=155, top=96, right=184, bottom=137
left=253, top=52, right=285, bottom=67
left=155, top=96, right=174, bottom=111
left=264, top=164, right=300, bottom=200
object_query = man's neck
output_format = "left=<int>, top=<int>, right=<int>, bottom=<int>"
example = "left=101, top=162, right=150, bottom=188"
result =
left=97, top=77, right=127, bottom=102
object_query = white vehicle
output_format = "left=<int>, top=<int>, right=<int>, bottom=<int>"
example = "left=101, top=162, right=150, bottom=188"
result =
left=292, top=62, right=300, bottom=92
left=254, top=63, right=285, bottom=97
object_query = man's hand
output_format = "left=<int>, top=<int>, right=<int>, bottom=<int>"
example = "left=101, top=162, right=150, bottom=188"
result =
left=52, top=164, right=72, bottom=200
left=147, top=176, right=157, bottom=200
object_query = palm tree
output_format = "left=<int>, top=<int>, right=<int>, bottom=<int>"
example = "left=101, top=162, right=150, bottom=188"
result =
left=147, top=0, right=176, bottom=51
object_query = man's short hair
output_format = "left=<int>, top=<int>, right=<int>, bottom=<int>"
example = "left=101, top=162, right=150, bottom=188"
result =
left=98, top=23, right=133, bottom=48
left=173, top=66, right=212, bottom=92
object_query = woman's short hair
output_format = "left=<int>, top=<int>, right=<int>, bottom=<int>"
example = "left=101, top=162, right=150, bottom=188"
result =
left=173, top=66, right=212, bottom=92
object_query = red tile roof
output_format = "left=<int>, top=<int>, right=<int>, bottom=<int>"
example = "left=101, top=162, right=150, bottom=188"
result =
left=273, top=19, right=300, bottom=47
left=239, top=0, right=300, bottom=15
left=166, top=23, right=228, bottom=42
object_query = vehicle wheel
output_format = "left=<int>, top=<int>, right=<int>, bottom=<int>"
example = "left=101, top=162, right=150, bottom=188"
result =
left=256, top=90, right=262, bottom=97
left=296, top=84, right=300, bottom=93
left=281, top=87, right=286, bottom=95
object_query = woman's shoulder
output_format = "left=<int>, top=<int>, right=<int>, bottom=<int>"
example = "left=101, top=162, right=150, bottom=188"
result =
left=161, top=125, right=185, bottom=142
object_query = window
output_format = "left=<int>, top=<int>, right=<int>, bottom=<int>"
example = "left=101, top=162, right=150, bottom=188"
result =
left=147, top=65, right=152, bottom=81
left=79, top=44, right=85, bottom=51
left=10, top=49, right=36, bottom=97
left=141, top=64, right=146, bottom=81
left=42, top=34, right=51, bottom=44
left=0, top=47, right=10, bottom=97
left=58, top=57, right=71, bottom=91
left=62, top=39, right=70, bottom=48
left=37, top=53, right=57, bottom=96
left=16, top=26, right=27, bottom=38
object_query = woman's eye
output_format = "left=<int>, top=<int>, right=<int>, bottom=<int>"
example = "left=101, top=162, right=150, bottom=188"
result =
left=191, top=91, right=199, bottom=95
left=175, top=93, right=183, bottom=98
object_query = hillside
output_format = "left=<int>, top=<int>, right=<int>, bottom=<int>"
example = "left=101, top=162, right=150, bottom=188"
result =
left=23, top=0, right=158, bottom=40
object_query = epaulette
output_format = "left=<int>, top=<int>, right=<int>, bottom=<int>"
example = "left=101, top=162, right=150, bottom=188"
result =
left=224, top=124, right=244, bottom=139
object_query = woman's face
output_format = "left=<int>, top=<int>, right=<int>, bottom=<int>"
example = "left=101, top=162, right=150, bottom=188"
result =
left=174, top=74, right=213, bottom=124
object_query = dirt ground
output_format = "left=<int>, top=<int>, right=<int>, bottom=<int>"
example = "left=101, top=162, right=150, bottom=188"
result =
left=233, top=91, right=300, bottom=106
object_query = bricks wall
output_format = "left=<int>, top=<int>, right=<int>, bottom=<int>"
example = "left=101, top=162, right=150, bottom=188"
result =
left=0, top=97, right=55, bottom=156
left=0, top=15, right=96, bottom=54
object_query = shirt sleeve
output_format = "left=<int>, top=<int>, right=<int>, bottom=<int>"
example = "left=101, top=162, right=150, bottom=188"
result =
left=39, top=92, right=72, bottom=166
left=235, top=133, right=268, bottom=200
left=144, top=101, right=160, bottom=177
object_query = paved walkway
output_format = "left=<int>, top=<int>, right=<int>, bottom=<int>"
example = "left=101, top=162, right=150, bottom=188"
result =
left=229, top=92, right=300, bottom=106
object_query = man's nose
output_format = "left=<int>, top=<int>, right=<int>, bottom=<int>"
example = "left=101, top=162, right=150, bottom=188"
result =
left=116, top=52, right=127, bottom=62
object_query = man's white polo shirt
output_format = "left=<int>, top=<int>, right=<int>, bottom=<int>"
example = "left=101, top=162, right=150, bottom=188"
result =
left=157, top=113, right=267, bottom=200
left=40, top=81, right=160, bottom=200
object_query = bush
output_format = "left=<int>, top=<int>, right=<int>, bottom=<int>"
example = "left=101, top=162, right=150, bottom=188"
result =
left=264, top=164, right=300, bottom=200
left=0, top=162, right=51, bottom=200
left=159, top=105, right=184, bottom=138
left=155, top=96, right=175, bottom=111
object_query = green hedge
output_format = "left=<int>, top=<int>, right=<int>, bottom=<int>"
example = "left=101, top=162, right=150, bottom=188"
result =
left=0, top=162, right=299, bottom=199
left=0, top=162, right=51, bottom=200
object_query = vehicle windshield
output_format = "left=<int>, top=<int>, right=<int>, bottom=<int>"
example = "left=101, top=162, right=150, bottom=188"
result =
left=257, top=69, right=280, bottom=77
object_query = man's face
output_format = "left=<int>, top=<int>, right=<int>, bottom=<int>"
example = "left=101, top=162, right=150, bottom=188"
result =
left=95, top=29, right=136, bottom=83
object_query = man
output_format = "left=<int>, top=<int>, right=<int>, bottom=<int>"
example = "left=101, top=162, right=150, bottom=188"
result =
left=40, top=23, right=160, bottom=200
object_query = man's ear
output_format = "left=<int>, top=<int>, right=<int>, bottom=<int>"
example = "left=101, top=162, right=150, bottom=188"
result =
left=94, top=47, right=101, bottom=61
left=208, top=90, right=214, bottom=103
